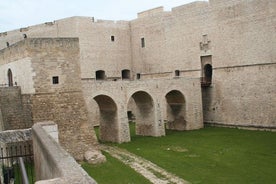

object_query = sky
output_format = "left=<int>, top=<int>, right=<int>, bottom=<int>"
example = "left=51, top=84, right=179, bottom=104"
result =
left=0, top=0, right=204, bottom=32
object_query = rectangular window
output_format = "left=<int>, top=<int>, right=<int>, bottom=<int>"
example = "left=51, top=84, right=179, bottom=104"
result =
left=141, top=38, right=145, bottom=48
left=52, top=76, right=59, bottom=84
left=137, top=73, right=141, bottom=80
left=111, top=35, right=115, bottom=42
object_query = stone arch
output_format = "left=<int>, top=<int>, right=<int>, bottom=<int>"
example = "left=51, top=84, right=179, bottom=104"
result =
left=93, top=95, right=118, bottom=142
left=127, top=91, right=155, bottom=136
left=165, top=90, right=186, bottom=130
left=7, top=69, right=13, bottom=86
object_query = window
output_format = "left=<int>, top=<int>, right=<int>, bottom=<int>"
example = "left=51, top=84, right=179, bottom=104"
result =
left=52, top=76, right=59, bottom=84
left=141, top=38, right=145, bottom=48
left=7, top=69, right=13, bottom=86
left=111, top=35, right=115, bottom=42
left=6, top=42, right=9, bottom=47
left=175, top=70, right=180, bottom=77
left=96, top=70, right=105, bottom=80
left=136, top=73, right=141, bottom=80
left=122, top=69, right=130, bottom=80
left=23, top=34, right=27, bottom=39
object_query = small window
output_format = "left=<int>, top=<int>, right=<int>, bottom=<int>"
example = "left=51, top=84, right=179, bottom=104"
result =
left=111, top=36, right=115, bottom=42
left=137, top=73, right=141, bottom=80
left=52, top=76, right=59, bottom=84
left=96, top=70, right=105, bottom=80
left=6, top=42, right=9, bottom=47
left=7, top=69, right=13, bottom=86
left=141, top=38, right=145, bottom=48
left=23, top=34, right=27, bottom=39
left=175, top=70, right=180, bottom=77
left=122, top=69, right=130, bottom=80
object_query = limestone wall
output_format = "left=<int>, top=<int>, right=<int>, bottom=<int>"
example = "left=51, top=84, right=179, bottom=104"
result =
left=82, top=77, right=203, bottom=142
left=0, top=87, right=31, bottom=130
left=0, top=0, right=275, bottom=128
left=0, top=17, right=132, bottom=80
left=76, top=18, right=132, bottom=79
left=26, top=38, right=98, bottom=159
left=130, top=0, right=276, bottom=127
left=32, top=122, right=97, bottom=184
left=203, top=64, right=276, bottom=127
left=0, top=38, right=99, bottom=159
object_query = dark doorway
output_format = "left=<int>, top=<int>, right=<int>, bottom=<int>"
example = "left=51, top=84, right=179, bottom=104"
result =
left=204, top=64, right=212, bottom=84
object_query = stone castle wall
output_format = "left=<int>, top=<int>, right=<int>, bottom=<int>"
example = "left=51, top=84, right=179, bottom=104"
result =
left=0, top=38, right=99, bottom=159
left=0, top=0, right=275, bottom=129
left=0, top=87, right=31, bottom=130
left=130, top=0, right=276, bottom=127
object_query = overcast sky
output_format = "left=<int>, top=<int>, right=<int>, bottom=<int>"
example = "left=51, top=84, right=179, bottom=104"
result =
left=0, top=0, right=206, bottom=32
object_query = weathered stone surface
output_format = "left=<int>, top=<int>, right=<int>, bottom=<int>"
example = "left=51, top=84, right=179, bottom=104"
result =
left=0, top=128, right=31, bottom=143
left=84, top=149, right=107, bottom=164
left=33, top=122, right=97, bottom=184
left=0, top=0, right=275, bottom=165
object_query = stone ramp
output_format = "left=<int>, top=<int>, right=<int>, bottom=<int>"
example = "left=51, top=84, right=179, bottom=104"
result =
left=100, top=145, right=189, bottom=184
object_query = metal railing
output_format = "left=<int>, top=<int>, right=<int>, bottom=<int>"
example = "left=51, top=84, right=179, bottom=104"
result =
left=0, top=143, right=34, bottom=184
left=0, top=83, right=18, bottom=88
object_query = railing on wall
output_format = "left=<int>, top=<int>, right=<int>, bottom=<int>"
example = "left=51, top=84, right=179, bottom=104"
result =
left=200, top=77, right=212, bottom=87
left=0, top=83, right=18, bottom=87
left=0, top=143, right=34, bottom=184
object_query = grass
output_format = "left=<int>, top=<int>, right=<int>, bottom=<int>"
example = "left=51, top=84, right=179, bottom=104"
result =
left=82, top=151, right=151, bottom=184
left=87, top=124, right=276, bottom=184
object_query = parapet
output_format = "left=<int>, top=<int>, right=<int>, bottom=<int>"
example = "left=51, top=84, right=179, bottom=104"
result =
left=138, top=6, right=164, bottom=18
left=172, top=1, right=209, bottom=14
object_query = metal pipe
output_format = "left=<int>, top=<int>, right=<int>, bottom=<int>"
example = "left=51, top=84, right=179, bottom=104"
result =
left=18, top=157, right=29, bottom=184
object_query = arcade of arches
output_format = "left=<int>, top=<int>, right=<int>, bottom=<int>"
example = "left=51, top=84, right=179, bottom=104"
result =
left=90, top=78, right=203, bottom=143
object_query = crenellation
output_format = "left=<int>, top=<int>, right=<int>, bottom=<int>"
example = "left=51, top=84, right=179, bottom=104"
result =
left=138, top=6, right=165, bottom=18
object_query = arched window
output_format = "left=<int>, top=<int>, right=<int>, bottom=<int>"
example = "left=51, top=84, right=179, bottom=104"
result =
left=122, top=69, right=130, bottom=80
left=96, top=70, right=106, bottom=80
left=7, top=69, right=13, bottom=86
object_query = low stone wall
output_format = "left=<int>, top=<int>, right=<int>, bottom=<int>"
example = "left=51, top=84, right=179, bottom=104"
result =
left=0, top=128, right=32, bottom=143
left=32, top=122, right=97, bottom=184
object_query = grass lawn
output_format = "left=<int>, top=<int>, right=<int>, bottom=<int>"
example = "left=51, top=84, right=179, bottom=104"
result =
left=87, top=124, right=276, bottom=184
left=82, top=151, right=151, bottom=184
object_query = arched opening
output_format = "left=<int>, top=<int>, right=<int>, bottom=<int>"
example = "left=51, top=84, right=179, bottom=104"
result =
left=165, top=90, right=186, bottom=131
left=96, top=70, right=106, bottom=80
left=122, top=69, right=131, bottom=80
left=204, top=64, right=212, bottom=84
left=93, top=95, right=118, bottom=142
left=127, top=91, right=155, bottom=137
left=7, top=69, right=13, bottom=87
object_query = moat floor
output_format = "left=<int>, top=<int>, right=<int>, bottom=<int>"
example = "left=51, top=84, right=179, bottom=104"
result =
left=100, top=144, right=188, bottom=184
left=83, top=126, right=276, bottom=184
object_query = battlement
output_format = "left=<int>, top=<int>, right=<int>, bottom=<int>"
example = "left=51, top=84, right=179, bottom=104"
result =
left=172, top=1, right=209, bottom=14
left=0, top=38, right=79, bottom=65
left=137, top=6, right=164, bottom=18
